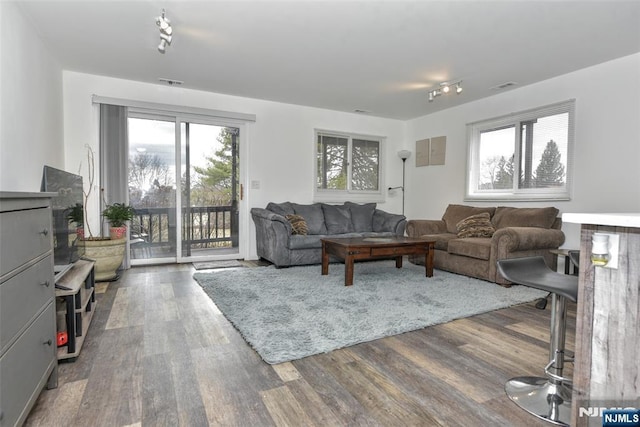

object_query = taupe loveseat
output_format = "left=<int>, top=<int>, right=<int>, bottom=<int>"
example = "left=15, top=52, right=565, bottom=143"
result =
left=406, top=204, right=565, bottom=285
left=251, top=202, right=406, bottom=267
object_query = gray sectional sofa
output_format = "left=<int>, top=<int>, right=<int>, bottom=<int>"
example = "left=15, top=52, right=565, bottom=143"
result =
left=251, top=202, right=406, bottom=267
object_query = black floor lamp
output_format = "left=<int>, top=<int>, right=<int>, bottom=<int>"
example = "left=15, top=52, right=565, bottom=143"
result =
left=388, top=150, right=411, bottom=215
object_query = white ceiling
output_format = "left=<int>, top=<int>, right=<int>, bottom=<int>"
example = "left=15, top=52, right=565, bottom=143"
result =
left=17, top=0, right=640, bottom=120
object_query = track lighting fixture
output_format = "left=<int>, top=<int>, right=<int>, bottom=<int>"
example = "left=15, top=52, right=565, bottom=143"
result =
left=156, top=9, right=173, bottom=54
left=428, top=80, right=463, bottom=102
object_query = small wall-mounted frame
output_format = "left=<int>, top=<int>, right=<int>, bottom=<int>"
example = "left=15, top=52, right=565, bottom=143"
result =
left=416, top=138, right=430, bottom=167
left=415, top=136, right=446, bottom=166
left=430, top=136, right=446, bottom=165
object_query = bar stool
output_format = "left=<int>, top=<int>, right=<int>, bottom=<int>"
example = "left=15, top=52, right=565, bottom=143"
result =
left=497, top=256, right=578, bottom=426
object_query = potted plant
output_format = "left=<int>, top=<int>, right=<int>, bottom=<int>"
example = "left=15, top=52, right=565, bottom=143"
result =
left=66, top=202, right=85, bottom=239
left=73, top=145, right=128, bottom=281
left=102, top=203, right=135, bottom=239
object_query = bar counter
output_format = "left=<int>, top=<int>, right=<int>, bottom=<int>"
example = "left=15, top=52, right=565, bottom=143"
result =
left=562, top=213, right=640, bottom=426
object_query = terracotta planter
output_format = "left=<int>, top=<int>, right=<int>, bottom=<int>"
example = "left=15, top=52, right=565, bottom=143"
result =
left=78, top=238, right=126, bottom=281
left=110, top=226, right=127, bottom=239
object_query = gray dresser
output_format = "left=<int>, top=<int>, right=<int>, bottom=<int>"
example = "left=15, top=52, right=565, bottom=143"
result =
left=0, top=192, right=58, bottom=426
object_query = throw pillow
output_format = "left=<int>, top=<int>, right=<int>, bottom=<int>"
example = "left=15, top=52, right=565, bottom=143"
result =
left=266, top=201, right=294, bottom=216
left=321, top=204, right=355, bottom=234
left=456, top=212, right=496, bottom=238
left=291, top=203, right=327, bottom=234
left=442, top=204, right=496, bottom=234
left=285, top=214, right=308, bottom=235
left=344, top=202, right=376, bottom=232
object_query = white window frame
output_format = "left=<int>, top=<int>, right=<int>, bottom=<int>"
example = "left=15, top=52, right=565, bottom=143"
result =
left=465, top=99, right=575, bottom=201
left=313, top=129, right=385, bottom=203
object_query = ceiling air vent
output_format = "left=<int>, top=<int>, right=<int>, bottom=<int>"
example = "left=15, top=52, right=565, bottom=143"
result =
left=158, top=78, right=184, bottom=86
left=490, top=81, right=518, bottom=91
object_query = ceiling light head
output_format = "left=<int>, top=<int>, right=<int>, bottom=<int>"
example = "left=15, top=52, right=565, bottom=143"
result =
left=156, top=12, right=171, bottom=32
left=158, top=38, right=168, bottom=53
left=428, top=80, right=463, bottom=103
left=155, top=8, right=173, bottom=53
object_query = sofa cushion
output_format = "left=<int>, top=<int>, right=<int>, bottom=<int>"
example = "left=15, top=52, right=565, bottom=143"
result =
left=372, top=210, right=404, bottom=232
left=361, top=231, right=399, bottom=239
left=442, top=204, right=496, bottom=234
left=492, top=206, right=559, bottom=229
left=285, top=214, right=308, bottom=235
left=291, top=203, right=327, bottom=234
left=420, top=233, right=458, bottom=251
left=289, top=233, right=363, bottom=250
left=447, top=237, right=492, bottom=260
left=322, top=204, right=355, bottom=234
left=456, top=212, right=496, bottom=238
left=266, top=201, right=295, bottom=216
left=289, top=234, right=323, bottom=250
left=344, top=202, right=376, bottom=232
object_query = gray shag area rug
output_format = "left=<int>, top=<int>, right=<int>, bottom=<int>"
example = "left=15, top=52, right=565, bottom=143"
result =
left=193, top=261, right=546, bottom=364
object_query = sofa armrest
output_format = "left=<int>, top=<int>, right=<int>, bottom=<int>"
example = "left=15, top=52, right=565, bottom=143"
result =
left=406, top=219, right=448, bottom=237
left=250, top=208, right=292, bottom=234
left=373, top=210, right=406, bottom=235
left=251, top=208, right=294, bottom=266
left=492, top=227, right=566, bottom=252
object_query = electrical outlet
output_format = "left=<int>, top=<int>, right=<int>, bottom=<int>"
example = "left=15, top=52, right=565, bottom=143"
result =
left=251, top=180, right=260, bottom=189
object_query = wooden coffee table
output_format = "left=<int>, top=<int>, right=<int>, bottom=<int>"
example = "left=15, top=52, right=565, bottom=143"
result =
left=321, top=236, right=435, bottom=286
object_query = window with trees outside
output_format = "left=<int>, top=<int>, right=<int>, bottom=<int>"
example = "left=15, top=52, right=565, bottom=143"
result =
left=466, top=100, right=574, bottom=201
left=314, top=130, right=384, bottom=202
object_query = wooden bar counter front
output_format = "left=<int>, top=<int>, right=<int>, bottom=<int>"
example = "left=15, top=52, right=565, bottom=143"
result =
left=321, top=236, right=435, bottom=286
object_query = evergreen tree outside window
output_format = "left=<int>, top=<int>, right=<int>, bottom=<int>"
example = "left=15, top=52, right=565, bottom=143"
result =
left=466, top=100, right=574, bottom=201
left=315, top=130, right=384, bottom=202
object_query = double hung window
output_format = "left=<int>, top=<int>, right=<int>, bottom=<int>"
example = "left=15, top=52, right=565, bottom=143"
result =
left=314, top=130, right=383, bottom=202
left=466, top=100, right=574, bottom=201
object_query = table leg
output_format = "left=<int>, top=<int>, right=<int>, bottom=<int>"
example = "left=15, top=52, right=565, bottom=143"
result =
left=395, top=256, right=403, bottom=268
left=345, top=256, right=354, bottom=286
left=321, top=242, right=329, bottom=276
left=425, top=244, right=434, bottom=277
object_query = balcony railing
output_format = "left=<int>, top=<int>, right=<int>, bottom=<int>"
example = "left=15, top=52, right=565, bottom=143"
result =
left=131, top=205, right=238, bottom=255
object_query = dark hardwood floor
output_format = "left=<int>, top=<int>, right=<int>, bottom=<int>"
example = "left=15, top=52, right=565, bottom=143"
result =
left=26, top=263, right=575, bottom=427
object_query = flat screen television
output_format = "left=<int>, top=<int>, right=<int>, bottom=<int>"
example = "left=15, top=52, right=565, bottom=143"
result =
left=41, top=166, right=85, bottom=271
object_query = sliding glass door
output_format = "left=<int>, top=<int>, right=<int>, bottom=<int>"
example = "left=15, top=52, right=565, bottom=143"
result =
left=127, top=114, right=242, bottom=264
left=128, top=117, right=177, bottom=262
left=180, top=122, right=240, bottom=259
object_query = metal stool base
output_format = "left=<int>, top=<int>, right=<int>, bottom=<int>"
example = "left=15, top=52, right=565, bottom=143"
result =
left=505, top=376, right=572, bottom=426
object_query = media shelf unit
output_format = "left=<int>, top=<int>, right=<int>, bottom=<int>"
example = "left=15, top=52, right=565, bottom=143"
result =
left=55, top=258, right=96, bottom=361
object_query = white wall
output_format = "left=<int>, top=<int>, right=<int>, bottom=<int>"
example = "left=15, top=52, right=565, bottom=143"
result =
left=63, top=71, right=406, bottom=259
left=0, top=2, right=64, bottom=191
left=7, top=0, right=638, bottom=258
left=405, top=53, right=640, bottom=249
